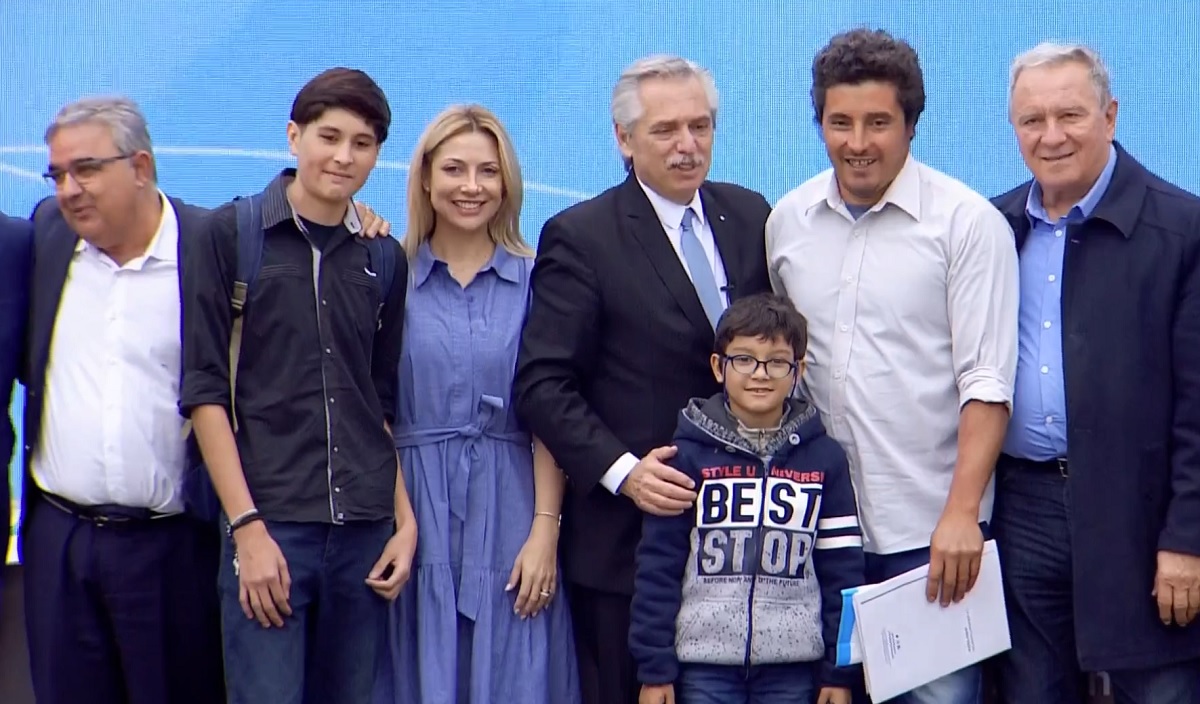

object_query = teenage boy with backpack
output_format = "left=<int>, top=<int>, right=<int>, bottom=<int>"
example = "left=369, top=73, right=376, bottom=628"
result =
left=181, top=67, right=416, bottom=704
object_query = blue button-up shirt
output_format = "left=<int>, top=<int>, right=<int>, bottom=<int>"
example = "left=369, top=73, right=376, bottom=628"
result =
left=1003, top=145, right=1117, bottom=461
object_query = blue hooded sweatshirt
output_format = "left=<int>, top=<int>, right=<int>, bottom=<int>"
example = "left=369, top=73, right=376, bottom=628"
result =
left=629, top=393, right=865, bottom=688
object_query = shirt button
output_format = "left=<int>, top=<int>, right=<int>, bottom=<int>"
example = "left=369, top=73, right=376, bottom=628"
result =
left=325, top=348, right=332, bottom=354
left=333, top=446, right=339, bottom=453
left=840, top=324, right=849, bottom=332
left=844, top=276, right=854, bottom=284
left=334, top=487, right=341, bottom=493
left=337, top=512, right=345, bottom=520
left=1043, top=321, right=1052, bottom=329
left=834, top=371, right=844, bottom=380
left=329, top=397, right=335, bottom=404
left=1040, top=365, right=1049, bottom=374
left=1055, top=229, right=1064, bottom=238
left=1045, top=415, right=1054, bottom=424
left=321, top=299, right=328, bottom=306
left=1047, top=274, right=1056, bottom=282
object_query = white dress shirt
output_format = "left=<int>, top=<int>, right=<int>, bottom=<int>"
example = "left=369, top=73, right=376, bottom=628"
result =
left=766, top=156, right=1018, bottom=554
left=597, top=179, right=729, bottom=494
left=32, top=194, right=186, bottom=513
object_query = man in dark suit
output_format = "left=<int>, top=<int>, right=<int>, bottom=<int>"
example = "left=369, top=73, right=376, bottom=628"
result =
left=513, top=54, right=773, bottom=704
left=21, top=95, right=226, bottom=704
left=0, top=213, right=32, bottom=605
left=992, top=42, right=1200, bottom=703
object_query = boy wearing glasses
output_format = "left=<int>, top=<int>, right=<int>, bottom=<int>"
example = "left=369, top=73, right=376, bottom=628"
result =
left=629, top=293, right=865, bottom=704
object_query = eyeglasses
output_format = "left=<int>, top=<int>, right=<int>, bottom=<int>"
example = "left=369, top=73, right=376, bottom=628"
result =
left=722, top=354, right=798, bottom=379
left=43, top=154, right=133, bottom=188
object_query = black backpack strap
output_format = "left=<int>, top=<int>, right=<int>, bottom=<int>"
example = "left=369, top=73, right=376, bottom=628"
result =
left=365, top=237, right=395, bottom=328
left=228, top=193, right=264, bottom=432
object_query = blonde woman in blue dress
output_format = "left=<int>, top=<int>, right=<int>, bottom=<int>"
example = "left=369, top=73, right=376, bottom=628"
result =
left=372, top=104, right=580, bottom=704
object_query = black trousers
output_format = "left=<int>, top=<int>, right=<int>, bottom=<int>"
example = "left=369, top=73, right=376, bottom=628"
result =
left=22, top=493, right=225, bottom=704
left=568, top=582, right=639, bottom=704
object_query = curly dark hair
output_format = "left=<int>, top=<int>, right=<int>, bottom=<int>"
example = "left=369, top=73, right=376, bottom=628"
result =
left=810, top=28, right=925, bottom=131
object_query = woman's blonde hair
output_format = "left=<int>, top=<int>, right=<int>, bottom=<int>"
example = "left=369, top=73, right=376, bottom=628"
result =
left=402, top=104, right=531, bottom=260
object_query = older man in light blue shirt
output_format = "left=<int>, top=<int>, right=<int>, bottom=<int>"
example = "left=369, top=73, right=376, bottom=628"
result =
left=1002, top=144, right=1116, bottom=463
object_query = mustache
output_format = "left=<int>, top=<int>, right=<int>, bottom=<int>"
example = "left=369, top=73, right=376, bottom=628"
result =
left=667, top=155, right=704, bottom=170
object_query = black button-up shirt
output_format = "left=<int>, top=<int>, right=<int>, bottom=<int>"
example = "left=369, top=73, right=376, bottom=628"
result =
left=181, top=169, right=407, bottom=524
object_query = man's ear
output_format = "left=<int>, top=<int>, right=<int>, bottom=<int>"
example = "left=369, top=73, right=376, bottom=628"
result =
left=130, top=150, right=155, bottom=188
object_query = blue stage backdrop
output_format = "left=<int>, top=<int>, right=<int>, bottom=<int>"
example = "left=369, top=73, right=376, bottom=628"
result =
left=3, top=0, right=1199, bottom=562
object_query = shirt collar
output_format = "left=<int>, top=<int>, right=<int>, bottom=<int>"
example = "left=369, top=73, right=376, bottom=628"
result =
left=636, top=176, right=706, bottom=230
left=1025, top=144, right=1118, bottom=225
left=260, top=168, right=362, bottom=235
left=413, top=239, right=523, bottom=288
left=809, top=154, right=923, bottom=221
left=75, top=190, right=178, bottom=264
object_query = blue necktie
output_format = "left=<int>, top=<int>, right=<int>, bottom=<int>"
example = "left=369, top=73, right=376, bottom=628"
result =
left=679, top=208, right=723, bottom=329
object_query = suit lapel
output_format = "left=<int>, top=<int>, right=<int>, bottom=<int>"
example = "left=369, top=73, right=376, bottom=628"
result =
left=700, top=188, right=740, bottom=301
left=30, top=210, right=78, bottom=385
left=618, top=175, right=712, bottom=335
left=170, top=197, right=195, bottom=272
left=997, top=183, right=1034, bottom=251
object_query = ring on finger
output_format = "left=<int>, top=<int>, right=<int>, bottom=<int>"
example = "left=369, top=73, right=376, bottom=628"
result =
left=539, top=588, right=553, bottom=598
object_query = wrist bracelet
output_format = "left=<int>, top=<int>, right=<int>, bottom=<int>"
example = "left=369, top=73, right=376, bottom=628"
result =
left=227, top=508, right=263, bottom=537
left=534, top=511, right=561, bottom=527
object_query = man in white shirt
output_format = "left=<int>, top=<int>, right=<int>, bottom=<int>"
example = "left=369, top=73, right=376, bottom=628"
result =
left=766, top=29, right=1019, bottom=704
left=19, top=96, right=225, bottom=704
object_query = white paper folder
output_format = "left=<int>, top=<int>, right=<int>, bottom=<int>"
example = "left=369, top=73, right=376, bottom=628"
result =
left=850, top=540, right=1011, bottom=702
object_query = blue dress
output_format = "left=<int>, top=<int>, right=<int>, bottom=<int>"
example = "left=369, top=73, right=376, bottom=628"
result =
left=373, top=242, right=580, bottom=704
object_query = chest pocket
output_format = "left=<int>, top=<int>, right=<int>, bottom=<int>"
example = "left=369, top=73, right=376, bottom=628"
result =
left=339, top=263, right=384, bottom=336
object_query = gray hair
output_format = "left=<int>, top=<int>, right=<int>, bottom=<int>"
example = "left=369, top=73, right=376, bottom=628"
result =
left=1009, top=42, right=1112, bottom=107
left=610, top=54, right=719, bottom=131
left=45, top=95, right=157, bottom=180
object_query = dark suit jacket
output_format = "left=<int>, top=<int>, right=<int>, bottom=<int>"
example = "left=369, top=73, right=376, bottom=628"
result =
left=20, top=196, right=208, bottom=531
left=0, top=213, right=32, bottom=591
left=992, top=143, right=1200, bottom=670
left=513, top=172, right=772, bottom=595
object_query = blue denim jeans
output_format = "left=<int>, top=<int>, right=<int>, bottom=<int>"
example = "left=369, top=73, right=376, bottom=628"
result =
left=677, top=662, right=818, bottom=704
left=993, top=463, right=1200, bottom=704
left=218, top=518, right=394, bottom=704
left=862, top=538, right=987, bottom=704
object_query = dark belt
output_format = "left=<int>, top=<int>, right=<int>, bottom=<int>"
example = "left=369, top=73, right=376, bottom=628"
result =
left=40, top=491, right=177, bottom=526
left=1001, top=453, right=1069, bottom=477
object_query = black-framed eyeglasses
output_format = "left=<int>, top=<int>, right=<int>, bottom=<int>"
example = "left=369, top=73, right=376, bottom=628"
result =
left=722, top=354, right=798, bottom=379
left=43, top=153, right=133, bottom=188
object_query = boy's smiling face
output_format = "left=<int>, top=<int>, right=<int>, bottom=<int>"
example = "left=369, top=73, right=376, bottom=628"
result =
left=710, top=334, right=802, bottom=429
